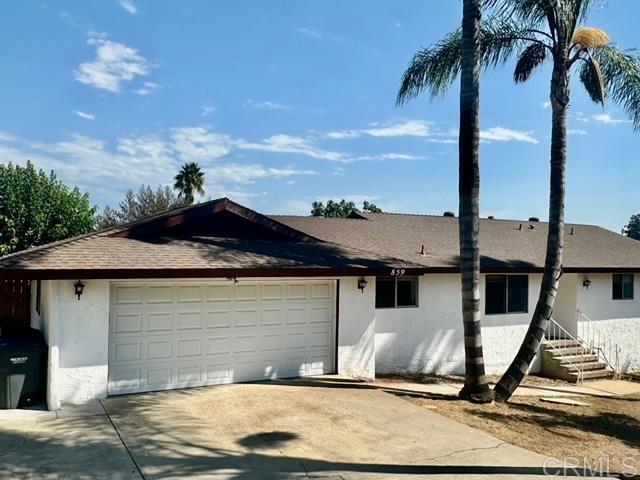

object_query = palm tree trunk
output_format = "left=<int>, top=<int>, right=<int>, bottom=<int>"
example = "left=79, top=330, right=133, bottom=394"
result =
left=457, top=0, right=492, bottom=403
left=494, top=54, right=569, bottom=402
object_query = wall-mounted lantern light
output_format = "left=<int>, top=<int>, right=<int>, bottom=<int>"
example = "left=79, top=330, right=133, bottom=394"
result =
left=74, top=280, right=85, bottom=300
left=582, top=277, right=592, bottom=289
left=226, top=276, right=239, bottom=284
left=357, top=277, right=368, bottom=293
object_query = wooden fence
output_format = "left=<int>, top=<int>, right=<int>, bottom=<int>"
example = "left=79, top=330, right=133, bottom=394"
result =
left=0, top=279, right=31, bottom=324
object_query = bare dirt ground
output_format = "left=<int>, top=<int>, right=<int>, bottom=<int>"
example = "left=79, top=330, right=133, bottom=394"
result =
left=385, top=374, right=640, bottom=477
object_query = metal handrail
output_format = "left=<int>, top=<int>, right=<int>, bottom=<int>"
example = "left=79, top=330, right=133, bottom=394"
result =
left=544, top=317, right=587, bottom=383
left=577, top=310, right=621, bottom=379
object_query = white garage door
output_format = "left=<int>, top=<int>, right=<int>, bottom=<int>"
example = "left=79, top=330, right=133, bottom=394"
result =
left=108, top=280, right=335, bottom=395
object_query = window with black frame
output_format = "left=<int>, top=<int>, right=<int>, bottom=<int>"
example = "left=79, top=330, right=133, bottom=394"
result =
left=612, top=273, right=634, bottom=300
left=375, top=276, right=418, bottom=308
left=485, top=275, right=528, bottom=314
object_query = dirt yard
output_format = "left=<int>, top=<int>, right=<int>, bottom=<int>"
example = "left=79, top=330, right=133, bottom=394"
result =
left=397, top=378, right=640, bottom=477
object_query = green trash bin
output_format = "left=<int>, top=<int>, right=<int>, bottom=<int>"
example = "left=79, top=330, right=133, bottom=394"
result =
left=0, top=328, right=47, bottom=409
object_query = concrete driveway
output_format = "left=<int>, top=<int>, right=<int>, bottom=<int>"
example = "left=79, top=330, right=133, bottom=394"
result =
left=1, top=377, right=569, bottom=479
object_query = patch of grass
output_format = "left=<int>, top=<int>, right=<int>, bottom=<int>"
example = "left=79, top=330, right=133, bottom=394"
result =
left=404, top=393, right=640, bottom=476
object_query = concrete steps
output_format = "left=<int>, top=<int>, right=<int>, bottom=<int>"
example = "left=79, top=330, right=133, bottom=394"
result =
left=541, top=339, right=614, bottom=383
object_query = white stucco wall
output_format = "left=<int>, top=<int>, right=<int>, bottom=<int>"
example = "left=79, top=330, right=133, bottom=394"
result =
left=336, top=276, right=376, bottom=379
left=576, top=273, right=640, bottom=372
left=375, top=274, right=543, bottom=376
left=42, top=279, right=110, bottom=408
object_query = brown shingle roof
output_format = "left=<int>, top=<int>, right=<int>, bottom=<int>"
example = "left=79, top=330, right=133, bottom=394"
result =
left=271, top=213, right=640, bottom=271
left=0, top=198, right=421, bottom=279
left=2, top=197, right=639, bottom=279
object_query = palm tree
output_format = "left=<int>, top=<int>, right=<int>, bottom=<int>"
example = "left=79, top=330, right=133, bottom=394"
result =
left=398, top=0, right=493, bottom=403
left=397, top=0, right=640, bottom=402
left=174, top=162, right=205, bottom=205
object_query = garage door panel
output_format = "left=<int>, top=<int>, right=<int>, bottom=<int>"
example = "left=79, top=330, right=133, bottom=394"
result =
left=260, top=333, right=282, bottom=352
left=206, top=336, right=231, bottom=354
left=235, top=309, right=259, bottom=327
left=260, top=308, right=283, bottom=326
left=177, top=365, right=202, bottom=384
left=286, top=283, right=308, bottom=299
left=146, top=285, right=174, bottom=303
left=177, top=338, right=202, bottom=357
left=235, top=284, right=258, bottom=301
left=177, top=285, right=205, bottom=303
left=261, top=283, right=284, bottom=300
left=206, top=310, right=231, bottom=328
left=146, top=311, right=173, bottom=332
left=311, top=283, right=331, bottom=299
left=206, top=284, right=232, bottom=302
left=113, top=312, right=143, bottom=334
left=285, top=307, right=307, bottom=325
left=146, top=339, right=172, bottom=360
left=177, top=311, right=203, bottom=330
left=233, top=335, right=258, bottom=354
left=114, top=286, right=143, bottom=305
left=113, top=341, right=142, bottom=362
left=147, top=366, right=172, bottom=388
left=109, top=280, right=334, bottom=395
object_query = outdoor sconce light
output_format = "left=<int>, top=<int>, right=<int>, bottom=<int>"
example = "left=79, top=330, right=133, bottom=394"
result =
left=357, top=277, right=368, bottom=293
left=583, top=277, right=592, bottom=289
left=74, top=280, right=85, bottom=300
left=226, top=276, right=239, bottom=284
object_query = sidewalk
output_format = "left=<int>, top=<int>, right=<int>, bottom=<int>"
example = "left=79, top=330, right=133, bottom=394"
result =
left=370, top=378, right=640, bottom=398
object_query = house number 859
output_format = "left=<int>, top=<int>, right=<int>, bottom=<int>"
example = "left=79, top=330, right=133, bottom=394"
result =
left=390, top=268, right=406, bottom=276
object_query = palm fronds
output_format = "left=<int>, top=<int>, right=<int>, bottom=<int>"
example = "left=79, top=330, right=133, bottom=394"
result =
left=579, top=54, right=606, bottom=104
left=397, top=19, right=537, bottom=104
left=592, top=44, right=640, bottom=130
left=396, top=30, right=462, bottom=104
left=514, top=43, right=548, bottom=82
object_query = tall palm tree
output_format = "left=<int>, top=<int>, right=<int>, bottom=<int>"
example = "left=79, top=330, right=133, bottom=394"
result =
left=174, top=162, right=205, bottom=205
left=397, top=0, right=640, bottom=402
left=398, top=0, right=493, bottom=403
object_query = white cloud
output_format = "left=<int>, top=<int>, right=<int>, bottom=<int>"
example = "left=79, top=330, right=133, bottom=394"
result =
left=171, top=127, right=233, bottom=162
left=541, top=101, right=551, bottom=109
left=118, top=0, right=137, bottom=14
left=201, top=105, right=215, bottom=117
left=592, top=113, right=629, bottom=125
left=296, top=27, right=343, bottom=42
left=0, top=128, right=323, bottom=205
left=327, top=120, right=432, bottom=139
left=74, top=33, right=152, bottom=92
left=568, top=129, right=588, bottom=135
left=133, top=82, right=159, bottom=96
left=245, top=99, right=292, bottom=110
left=0, top=131, right=19, bottom=142
left=74, top=110, right=95, bottom=120
left=206, top=164, right=316, bottom=184
left=480, top=127, right=539, bottom=144
left=353, top=153, right=427, bottom=161
left=236, top=135, right=348, bottom=162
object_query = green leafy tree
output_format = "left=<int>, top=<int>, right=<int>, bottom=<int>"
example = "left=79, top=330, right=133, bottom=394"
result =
left=311, top=199, right=383, bottom=217
left=97, top=184, right=186, bottom=229
left=398, top=0, right=492, bottom=403
left=0, top=161, right=96, bottom=255
left=362, top=201, right=383, bottom=213
left=623, top=214, right=640, bottom=241
left=396, top=0, right=640, bottom=401
left=174, top=162, right=205, bottom=205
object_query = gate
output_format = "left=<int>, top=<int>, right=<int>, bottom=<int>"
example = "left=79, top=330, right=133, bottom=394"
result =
left=0, top=279, right=31, bottom=325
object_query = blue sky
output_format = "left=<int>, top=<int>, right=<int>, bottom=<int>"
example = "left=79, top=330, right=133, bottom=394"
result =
left=1, top=1, right=638, bottom=232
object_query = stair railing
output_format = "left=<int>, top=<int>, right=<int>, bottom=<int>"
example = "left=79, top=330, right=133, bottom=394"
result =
left=577, top=310, right=621, bottom=379
left=544, top=317, right=586, bottom=383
